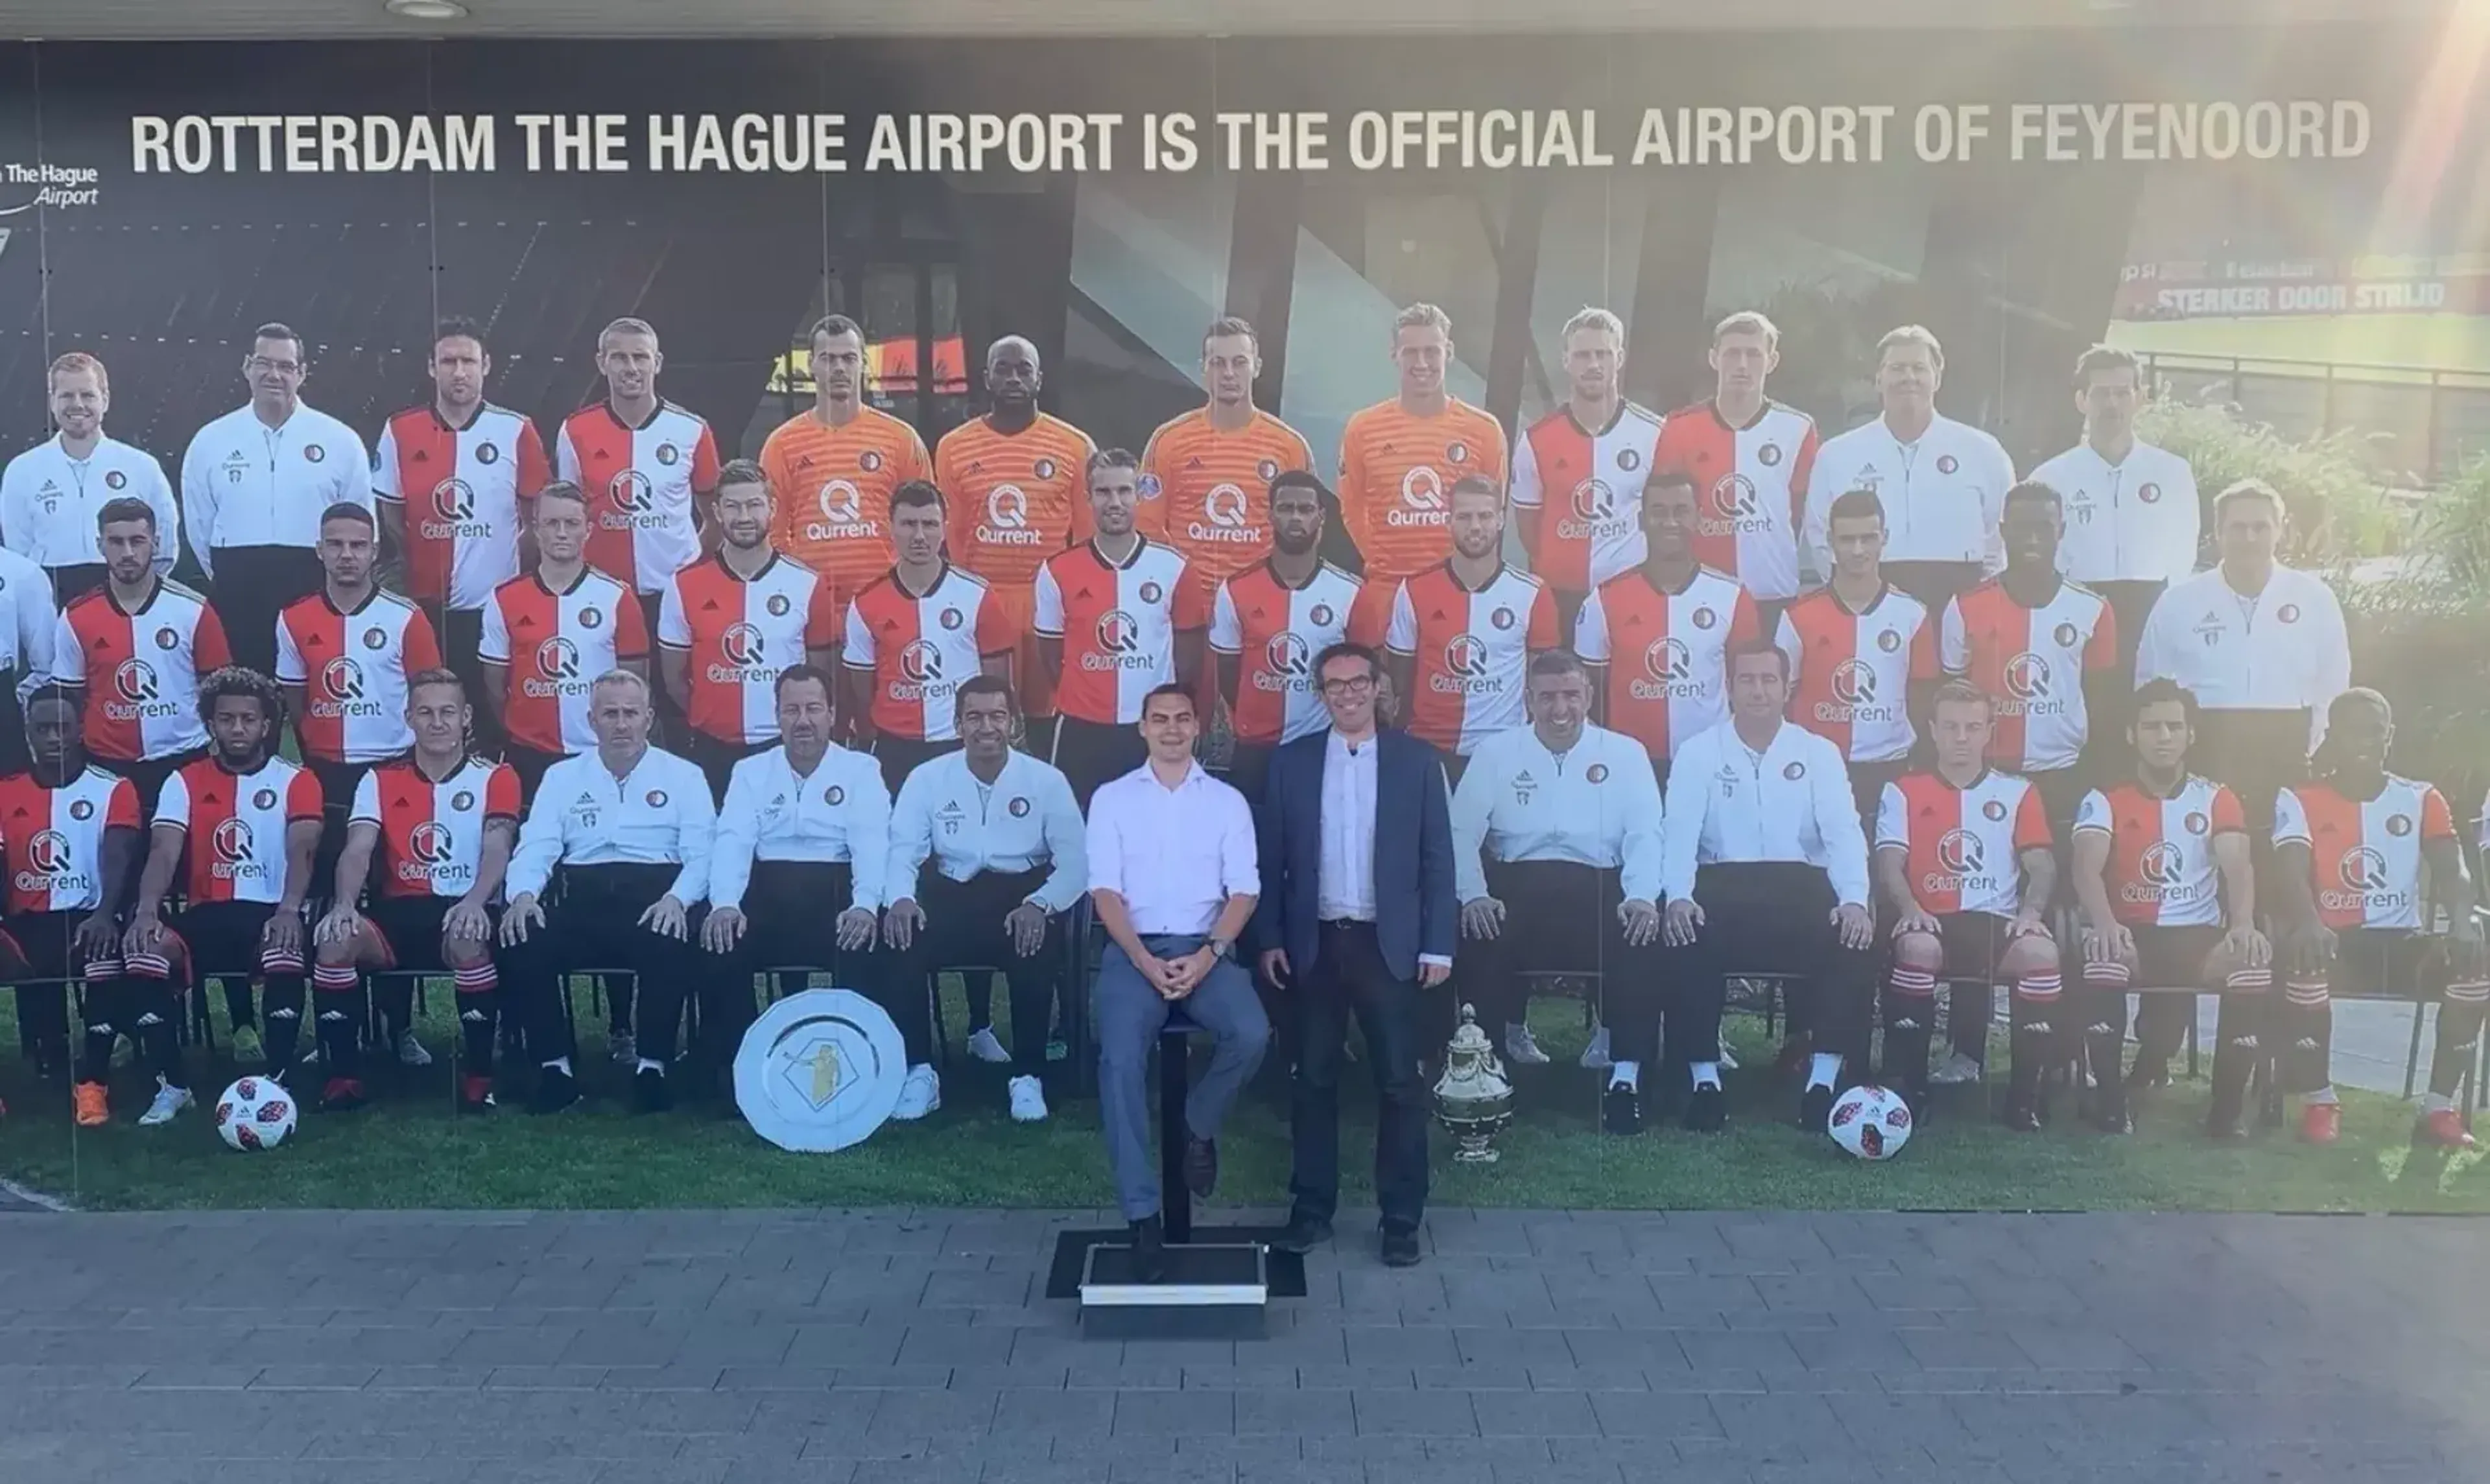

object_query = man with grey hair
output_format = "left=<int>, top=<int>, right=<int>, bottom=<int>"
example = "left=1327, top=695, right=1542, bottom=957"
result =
left=554, top=316, right=724, bottom=740
left=180, top=322, right=372, bottom=676
left=1512, top=307, right=1661, bottom=637
left=500, top=665, right=718, bottom=1115
left=1802, top=324, right=2014, bottom=617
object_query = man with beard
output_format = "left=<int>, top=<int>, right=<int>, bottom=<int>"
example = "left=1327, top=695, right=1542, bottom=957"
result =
left=1034, top=449, right=1202, bottom=806
left=53, top=498, right=233, bottom=814
left=374, top=318, right=552, bottom=755
left=761, top=314, right=933, bottom=604
left=1511, top=308, right=1661, bottom=637
left=1382, top=477, right=1558, bottom=795
left=314, top=670, right=521, bottom=1113
left=181, top=324, right=372, bottom=676
left=124, top=666, right=323, bottom=1104
left=1209, top=470, right=1382, bottom=806
left=1, top=689, right=141, bottom=1092
left=658, top=460, right=843, bottom=797
left=885, top=674, right=1087, bottom=1122
left=2, top=351, right=179, bottom=602
left=936, top=336, right=1096, bottom=723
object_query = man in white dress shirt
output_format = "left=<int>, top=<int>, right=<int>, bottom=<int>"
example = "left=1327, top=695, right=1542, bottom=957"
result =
left=180, top=323, right=374, bottom=677
left=886, top=674, right=1087, bottom=1123
left=2028, top=344, right=2200, bottom=677
left=1, top=352, right=179, bottom=602
left=702, top=663, right=936, bottom=1118
left=1803, top=325, right=2015, bottom=613
left=2135, top=478, right=2350, bottom=842
left=500, top=669, right=715, bottom=1116
left=1663, top=640, right=1877, bottom=1131
left=1086, top=682, right=1264, bottom=1278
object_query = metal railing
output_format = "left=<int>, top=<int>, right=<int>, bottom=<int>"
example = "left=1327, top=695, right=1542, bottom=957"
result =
left=2135, top=349, right=2490, bottom=487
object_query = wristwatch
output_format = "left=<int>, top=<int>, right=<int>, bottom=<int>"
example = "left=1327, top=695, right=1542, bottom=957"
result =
left=1207, top=937, right=1234, bottom=961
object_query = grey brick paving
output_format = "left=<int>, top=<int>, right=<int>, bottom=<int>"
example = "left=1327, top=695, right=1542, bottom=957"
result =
left=3, top=1209, right=2488, bottom=1482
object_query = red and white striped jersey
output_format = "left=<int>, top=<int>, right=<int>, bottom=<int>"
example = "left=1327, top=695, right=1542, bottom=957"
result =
left=1507, top=402, right=1663, bottom=595
left=154, top=755, right=322, bottom=906
left=2273, top=775, right=2456, bottom=932
left=1876, top=769, right=2052, bottom=918
left=1208, top=560, right=1381, bottom=747
left=350, top=756, right=523, bottom=901
left=659, top=552, right=842, bottom=748
left=275, top=589, right=444, bottom=766
left=53, top=578, right=231, bottom=764
left=2075, top=776, right=2245, bottom=929
left=1775, top=585, right=1936, bottom=764
left=844, top=564, right=1019, bottom=743
left=479, top=568, right=650, bottom=757
left=1387, top=562, right=1561, bottom=757
left=373, top=403, right=551, bottom=611
left=1574, top=566, right=1761, bottom=762
left=0, top=766, right=140, bottom=915
left=1652, top=400, right=1820, bottom=602
left=555, top=402, right=724, bottom=596
left=1939, top=578, right=2116, bottom=773
left=1034, top=539, right=1203, bottom=726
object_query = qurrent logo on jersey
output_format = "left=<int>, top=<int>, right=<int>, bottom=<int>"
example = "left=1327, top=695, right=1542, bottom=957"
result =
left=2322, top=845, right=2406, bottom=915
left=16, top=829, right=82, bottom=898
left=2121, top=840, right=2192, bottom=908
left=807, top=480, right=877, bottom=542
left=1392, top=467, right=1448, bottom=528
left=1700, top=473, right=1768, bottom=538
left=1255, top=631, right=1313, bottom=695
left=423, top=478, right=491, bottom=541
left=1432, top=634, right=1495, bottom=696
left=892, top=639, right=947, bottom=702
left=397, top=820, right=465, bottom=889
left=523, top=637, right=583, bottom=701
left=209, top=817, right=265, bottom=884
left=977, top=485, right=1042, bottom=547
left=708, top=622, right=771, bottom=685
left=1630, top=636, right=1703, bottom=703
left=1189, top=484, right=1257, bottom=545
left=1922, top=827, right=1986, bottom=895
left=1083, top=611, right=1152, bottom=672
left=604, top=469, right=659, bottom=531
left=1997, top=652, right=2056, bottom=717
left=1816, top=658, right=1879, bottom=724
left=316, top=657, right=383, bottom=721
left=1559, top=478, right=1625, bottom=541
left=106, top=658, right=173, bottom=722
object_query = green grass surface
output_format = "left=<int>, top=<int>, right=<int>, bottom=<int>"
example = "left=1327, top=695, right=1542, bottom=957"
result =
left=3, top=979, right=2486, bottom=1214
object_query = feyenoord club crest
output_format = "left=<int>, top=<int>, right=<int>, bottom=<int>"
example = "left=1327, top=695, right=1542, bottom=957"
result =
left=580, top=606, right=604, bottom=628
left=656, top=443, right=681, bottom=467
left=2388, top=814, right=2413, bottom=837
left=1258, top=459, right=1279, bottom=482
left=1490, top=607, right=1515, bottom=630
left=1008, top=796, right=1031, bottom=817
left=940, top=607, right=964, bottom=630
left=646, top=790, right=668, bottom=808
left=1585, top=763, right=1609, bottom=784
left=1693, top=607, right=1716, bottom=630
left=2185, top=811, right=2209, bottom=835
left=2052, top=622, right=2079, bottom=649
left=69, top=798, right=93, bottom=821
left=827, top=786, right=846, bottom=806
left=104, top=469, right=127, bottom=490
left=1139, top=582, right=1163, bottom=606
left=1617, top=447, right=1641, bottom=472
left=253, top=788, right=278, bottom=810
left=2278, top=604, right=2301, bottom=623
left=767, top=593, right=792, bottom=618
left=1035, top=458, right=1057, bottom=480
left=1983, top=798, right=2008, bottom=821
left=1877, top=628, right=1903, bottom=653
left=477, top=442, right=501, bottom=465
left=1310, top=604, right=1334, bottom=627
left=304, top=445, right=326, bottom=464
left=363, top=627, right=388, bottom=650
left=1759, top=443, right=1783, bottom=467
left=453, top=792, right=475, bottom=812
left=860, top=449, right=883, bottom=473
left=1936, top=454, right=1958, bottom=475
left=1783, top=762, right=1805, bottom=781
left=1447, top=441, right=1469, bottom=465
left=2139, top=481, right=2161, bottom=503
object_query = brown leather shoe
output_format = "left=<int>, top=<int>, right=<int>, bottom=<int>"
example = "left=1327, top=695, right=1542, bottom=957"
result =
left=1183, top=1136, right=1218, bottom=1199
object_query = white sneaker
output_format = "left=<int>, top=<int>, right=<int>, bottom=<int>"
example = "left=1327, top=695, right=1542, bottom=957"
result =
left=892, top=1063, right=941, bottom=1120
left=1577, top=1025, right=1613, bottom=1070
left=609, top=1031, right=637, bottom=1066
left=138, top=1078, right=193, bottom=1127
left=966, top=1027, right=1010, bottom=1064
left=1930, top=1049, right=1984, bottom=1085
left=1504, top=1024, right=1550, bottom=1066
left=397, top=1030, right=433, bottom=1068
left=1007, top=1074, right=1048, bottom=1123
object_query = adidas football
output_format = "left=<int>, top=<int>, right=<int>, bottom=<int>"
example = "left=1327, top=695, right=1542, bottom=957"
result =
left=215, top=1076, right=299, bottom=1151
left=1827, top=1083, right=1913, bottom=1160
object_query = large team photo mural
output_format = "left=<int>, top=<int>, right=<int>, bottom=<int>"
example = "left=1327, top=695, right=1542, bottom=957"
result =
left=0, top=16, right=2487, bottom=1222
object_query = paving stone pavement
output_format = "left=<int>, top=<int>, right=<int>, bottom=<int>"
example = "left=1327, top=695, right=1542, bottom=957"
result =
left=3, top=1205, right=2485, bottom=1483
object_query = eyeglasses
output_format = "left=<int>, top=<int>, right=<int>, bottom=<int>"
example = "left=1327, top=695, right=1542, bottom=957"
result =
left=247, top=357, right=302, bottom=375
left=1320, top=676, right=1376, bottom=697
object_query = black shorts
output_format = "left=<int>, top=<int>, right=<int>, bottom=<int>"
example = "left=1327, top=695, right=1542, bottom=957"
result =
left=0, top=911, right=119, bottom=981
left=132, top=901, right=300, bottom=983
left=367, top=895, right=476, bottom=974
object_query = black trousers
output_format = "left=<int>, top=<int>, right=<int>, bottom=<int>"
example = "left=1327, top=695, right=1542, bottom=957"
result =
left=734, top=860, right=930, bottom=1066
left=892, top=866, right=1060, bottom=1074
left=1049, top=714, right=1147, bottom=809
left=0, top=910, right=89, bottom=1059
left=438, top=607, right=497, bottom=755
left=209, top=545, right=325, bottom=677
left=686, top=730, right=773, bottom=802
left=1289, top=919, right=1430, bottom=1235
left=870, top=733, right=961, bottom=795
left=1663, top=864, right=1874, bottom=1073
left=1459, top=860, right=1658, bottom=1047
left=501, top=864, right=710, bottom=1066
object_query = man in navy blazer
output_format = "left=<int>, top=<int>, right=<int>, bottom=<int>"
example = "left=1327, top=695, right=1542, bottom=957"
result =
left=1253, top=641, right=1457, bottom=1267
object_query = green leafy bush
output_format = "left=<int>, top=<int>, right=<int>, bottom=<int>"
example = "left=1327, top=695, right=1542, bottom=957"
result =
left=2135, top=398, right=2406, bottom=563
